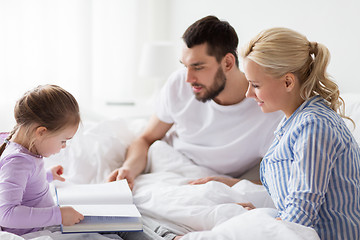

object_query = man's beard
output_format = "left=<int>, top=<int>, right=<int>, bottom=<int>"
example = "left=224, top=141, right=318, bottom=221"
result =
left=194, top=66, right=226, bottom=103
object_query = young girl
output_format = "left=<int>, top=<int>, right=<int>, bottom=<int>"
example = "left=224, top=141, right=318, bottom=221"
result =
left=0, top=85, right=84, bottom=235
left=241, top=27, right=360, bottom=239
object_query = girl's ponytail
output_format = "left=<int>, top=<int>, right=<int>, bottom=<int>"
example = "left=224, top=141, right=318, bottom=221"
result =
left=0, top=143, right=6, bottom=156
left=0, top=126, right=18, bottom=156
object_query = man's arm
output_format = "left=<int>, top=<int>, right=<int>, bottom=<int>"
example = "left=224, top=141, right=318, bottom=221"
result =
left=107, top=114, right=173, bottom=188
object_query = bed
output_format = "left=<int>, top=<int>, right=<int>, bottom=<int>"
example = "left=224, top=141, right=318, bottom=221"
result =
left=1, top=93, right=359, bottom=240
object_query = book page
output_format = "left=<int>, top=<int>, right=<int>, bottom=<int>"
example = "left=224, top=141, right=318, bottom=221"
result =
left=56, top=180, right=133, bottom=205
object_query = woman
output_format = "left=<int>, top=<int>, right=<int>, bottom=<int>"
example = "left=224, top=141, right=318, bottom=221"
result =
left=241, top=27, right=360, bottom=239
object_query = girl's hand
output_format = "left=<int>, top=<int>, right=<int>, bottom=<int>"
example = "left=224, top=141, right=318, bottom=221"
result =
left=237, top=202, right=256, bottom=210
left=60, top=206, right=84, bottom=226
left=51, top=165, right=65, bottom=182
left=189, top=176, right=240, bottom=187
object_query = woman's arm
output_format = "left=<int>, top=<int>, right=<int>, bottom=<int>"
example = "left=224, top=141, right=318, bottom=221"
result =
left=280, top=120, right=336, bottom=227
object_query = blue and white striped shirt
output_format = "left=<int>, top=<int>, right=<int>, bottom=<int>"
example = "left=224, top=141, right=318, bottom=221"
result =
left=261, top=96, right=360, bottom=239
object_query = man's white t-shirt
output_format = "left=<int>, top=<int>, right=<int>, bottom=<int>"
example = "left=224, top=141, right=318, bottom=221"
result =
left=155, top=68, right=284, bottom=177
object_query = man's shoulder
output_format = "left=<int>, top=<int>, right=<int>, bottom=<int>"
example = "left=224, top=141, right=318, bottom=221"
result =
left=166, top=68, right=187, bottom=88
left=236, top=98, right=283, bottom=119
left=163, top=68, right=193, bottom=102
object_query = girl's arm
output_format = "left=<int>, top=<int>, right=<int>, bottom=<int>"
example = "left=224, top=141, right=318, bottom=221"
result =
left=0, top=156, right=62, bottom=228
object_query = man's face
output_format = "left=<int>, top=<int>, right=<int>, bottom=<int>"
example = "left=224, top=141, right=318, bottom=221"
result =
left=181, top=43, right=226, bottom=102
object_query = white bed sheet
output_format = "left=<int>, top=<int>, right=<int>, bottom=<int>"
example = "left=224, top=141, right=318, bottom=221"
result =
left=37, top=117, right=319, bottom=240
left=132, top=140, right=319, bottom=239
left=1, top=116, right=322, bottom=240
left=6, top=90, right=360, bottom=240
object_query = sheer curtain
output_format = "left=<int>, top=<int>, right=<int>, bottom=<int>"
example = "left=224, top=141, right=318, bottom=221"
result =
left=0, top=0, right=139, bottom=129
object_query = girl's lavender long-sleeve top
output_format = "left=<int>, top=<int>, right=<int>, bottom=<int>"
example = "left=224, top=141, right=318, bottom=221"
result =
left=0, top=140, right=61, bottom=236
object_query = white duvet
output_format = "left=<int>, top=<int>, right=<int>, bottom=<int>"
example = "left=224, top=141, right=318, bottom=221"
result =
left=133, top=140, right=319, bottom=240
left=0, top=117, right=320, bottom=240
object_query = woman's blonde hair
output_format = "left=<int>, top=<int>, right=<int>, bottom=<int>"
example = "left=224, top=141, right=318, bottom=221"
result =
left=241, top=27, right=351, bottom=122
left=0, top=85, right=80, bottom=156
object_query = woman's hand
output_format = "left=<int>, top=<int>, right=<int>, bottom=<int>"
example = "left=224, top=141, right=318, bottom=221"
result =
left=237, top=202, right=256, bottom=210
left=60, top=206, right=84, bottom=226
left=51, top=165, right=65, bottom=182
left=189, top=176, right=241, bottom=187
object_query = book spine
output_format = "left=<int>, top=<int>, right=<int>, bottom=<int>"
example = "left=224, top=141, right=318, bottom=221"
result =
left=55, top=186, right=60, bottom=206
left=55, top=186, right=65, bottom=232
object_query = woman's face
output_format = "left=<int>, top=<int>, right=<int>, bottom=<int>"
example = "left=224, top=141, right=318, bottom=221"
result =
left=243, top=58, right=289, bottom=115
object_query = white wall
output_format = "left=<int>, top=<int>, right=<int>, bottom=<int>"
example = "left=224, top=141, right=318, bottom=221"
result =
left=0, top=0, right=141, bottom=130
left=167, top=0, right=360, bottom=94
left=0, top=0, right=359, bottom=131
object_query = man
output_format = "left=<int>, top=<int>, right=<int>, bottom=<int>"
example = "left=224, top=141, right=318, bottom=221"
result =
left=108, top=15, right=283, bottom=189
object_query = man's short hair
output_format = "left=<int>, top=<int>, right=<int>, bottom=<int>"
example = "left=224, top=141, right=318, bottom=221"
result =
left=182, top=15, right=239, bottom=67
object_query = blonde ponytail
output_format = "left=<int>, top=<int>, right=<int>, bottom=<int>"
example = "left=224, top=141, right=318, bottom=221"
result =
left=301, top=42, right=339, bottom=110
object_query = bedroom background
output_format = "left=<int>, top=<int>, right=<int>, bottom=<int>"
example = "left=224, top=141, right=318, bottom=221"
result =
left=0, top=0, right=359, bottom=131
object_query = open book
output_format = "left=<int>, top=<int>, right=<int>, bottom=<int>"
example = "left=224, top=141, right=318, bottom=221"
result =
left=55, top=180, right=142, bottom=233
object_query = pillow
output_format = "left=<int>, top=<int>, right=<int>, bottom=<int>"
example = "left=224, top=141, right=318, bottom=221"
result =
left=44, top=117, right=145, bottom=184
left=342, top=93, right=360, bottom=145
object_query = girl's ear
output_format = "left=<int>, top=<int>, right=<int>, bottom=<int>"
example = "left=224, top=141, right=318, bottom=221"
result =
left=35, top=126, right=48, bottom=137
left=284, top=73, right=296, bottom=92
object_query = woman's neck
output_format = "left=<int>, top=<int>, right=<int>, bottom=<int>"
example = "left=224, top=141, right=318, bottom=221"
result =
left=284, top=96, right=305, bottom=119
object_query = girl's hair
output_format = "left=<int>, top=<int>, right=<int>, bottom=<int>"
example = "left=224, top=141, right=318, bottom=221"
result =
left=241, top=27, right=352, bottom=123
left=0, top=85, right=80, bottom=156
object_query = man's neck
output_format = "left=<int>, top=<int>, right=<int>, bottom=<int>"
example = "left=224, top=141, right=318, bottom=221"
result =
left=213, top=69, right=248, bottom=106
